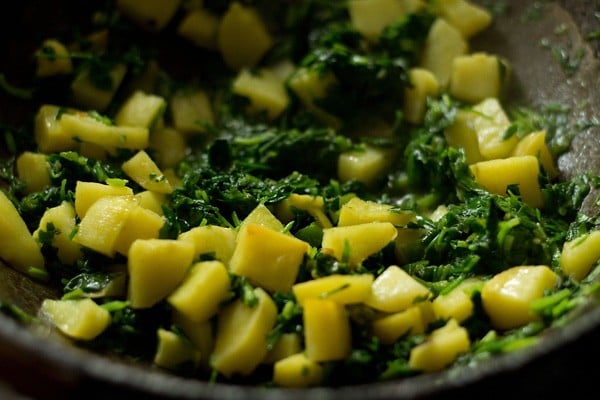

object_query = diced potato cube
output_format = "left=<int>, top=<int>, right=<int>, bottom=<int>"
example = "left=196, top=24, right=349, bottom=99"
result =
left=232, top=68, right=290, bottom=120
left=154, top=328, right=201, bottom=371
left=471, top=97, right=518, bottom=160
left=512, top=130, right=558, bottom=178
left=303, top=298, right=351, bottom=362
left=116, top=0, right=182, bottom=32
left=33, top=201, right=82, bottom=265
left=241, top=203, right=284, bottom=232
left=404, top=68, right=440, bottom=124
left=470, top=155, right=543, bottom=208
left=229, top=223, right=310, bottom=293
left=371, top=304, right=426, bottom=344
left=408, top=319, right=470, bottom=372
left=561, top=230, right=600, bottom=282
left=127, top=239, right=195, bottom=309
left=435, top=0, right=492, bottom=38
left=74, top=181, right=134, bottom=219
left=288, top=68, right=341, bottom=128
left=275, top=194, right=332, bottom=229
left=149, top=127, right=188, bottom=169
left=70, top=63, right=127, bottom=111
left=41, top=298, right=110, bottom=340
left=168, top=261, right=231, bottom=322
left=443, top=109, right=483, bottom=164
left=420, top=18, right=468, bottom=87
left=273, top=353, right=324, bottom=388
left=365, top=265, right=431, bottom=312
left=481, top=265, right=559, bottom=330
left=73, top=195, right=138, bottom=257
left=449, top=53, right=509, bottom=103
left=177, top=8, right=220, bottom=50
left=113, top=206, right=164, bottom=256
left=121, top=150, right=173, bottom=194
left=292, top=274, right=374, bottom=306
left=211, top=288, right=277, bottom=376
left=432, top=278, right=483, bottom=323
left=337, top=197, right=415, bottom=227
left=114, top=91, right=166, bottom=129
left=135, top=190, right=166, bottom=215
left=172, top=311, right=214, bottom=370
left=0, top=191, right=45, bottom=274
left=34, top=105, right=77, bottom=153
left=338, top=145, right=394, bottom=187
left=178, top=225, right=237, bottom=264
left=170, top=89, right=215, bottom=134
left=217, top=2, right=273, bottom=70
left=321, top=222, right=398, bottom=266
left=262, top=333, right=302, bottom=364
left=348, top=0, right=422, bottom=41
left=35, top=39, right=72, bottom=77
left=16, top=151, right=51, bottom=193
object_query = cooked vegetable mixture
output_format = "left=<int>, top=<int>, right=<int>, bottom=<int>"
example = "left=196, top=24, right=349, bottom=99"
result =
left=1, top=0, right=600, bottom=388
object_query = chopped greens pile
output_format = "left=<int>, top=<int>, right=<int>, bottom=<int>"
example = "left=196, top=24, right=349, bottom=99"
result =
left=1, top=0, right=599, bottom=388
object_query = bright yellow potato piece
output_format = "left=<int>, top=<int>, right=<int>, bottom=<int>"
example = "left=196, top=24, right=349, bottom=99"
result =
left=232, top=68, right=290, bottom=120
left=217, top=2, right=273, bottom=70
left=338, top=145, right=394, bottom=187
left=122, top=150, right=173, bottom=194
left=288, top=67, right=341, bottom=128
left=481, top=265, right=560, bottom=330
left=113, top=206, right=165, bottom=256
left=41, top=298, right=110, bottom=341
left=172, top=311, right=214, bottom=370
left=420, top=18, right=468, bottom=87
left=178, top=225, right=237, bottom=264
left=177, top=8, right=220, bottom=50
left=127, top=239, right=195, bottom=309
left=273, top=353, right=324, bottom=388
left=404, top=68, right=440, bottom=124
left=116, top=0, right=182, bottom=32
left=74, top=181, right=134, bottom=219
left=372, top=304, right=427, bottom=345
left=303, top=298, right=351, bottom=362
left=114, top=90, right=166, bottom=129
left=229, top=223, right=310, bottom=293
left=471, top=97, right=518, bottom=160
left=149, top=127, right=187, bottom=169
left=154, top=328, right=201, bottom=371
left=34, top=105, right=78, bottom=153
left=16, top=151, right=51, bottom=193
left=292, top=274, right=374, bottom=306
left=33, top=201, right=82, bottom=265
left=347, top=0, right=424, bottom=41
left=73, top=195, right=138, bottom=257
left=168, top=261, right=231, bottom=322
left=561, top=230, right=600, bottom=282
left=432, top=278, right=483, bottom=323
left=512, top=130, right=558, bottom=178
left=435, top=0, right=492, bottom=38
left=36, top=39, right=73, bottom=77
left=449, top=53, right=508, bottom=103
left=322, top=222, right=398, bottom=267
left=134, top=190, right=166, bottom=216
left=408, top=319, right=470, bottom=372
left=444, top=109, right=483, bottom=165
left=211, top=288, right=277, bottom=377
left=241, top=203, right=284, bottom=232
left=365, top=265, right=431, bottom=313
left=263, top=333, right=302, bottom=364
left=70, top=64, right=128, bottom=112
left=470, top=155, right=543, bottom=208
left=275, top=194, right=332, bottom=229
left=170, top=89, right=215, bottom=135
left=337, top=197, right=415, bottom=227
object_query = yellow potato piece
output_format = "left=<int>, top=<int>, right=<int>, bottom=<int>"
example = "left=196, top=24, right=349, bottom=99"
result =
left=122, top=150, right=173, bottom=194
left=512, top=130, right=558, bottom=178
left=262, top=333, right=302, bottom=364
left=113, top=206, right=165, bottom=256
left=443, top=109, right=484, bottom=165
left=41, top=298, right=110, bottom=341
left=303, top=298, right=351, bottom=362
left=365, top=265, right=431, bottom=313
left=154, top=328, right=201, bottom=371
left=178, top=225, right=237, bottom=264
left=432, top=278, right=483, bottom=323
left=408, top=319, right=470, bottom=372
left=420, top=18, right=468, bottom=87
left=74, top=181, right=134, bottom=219
left=561, top=231, right=600, bottom=282
left=404, top=68, right=440, bottom=124
left=178, top=8, right=220, bottom=50
left=337, top=197, right=415, bottom=227
left=292, top=274, right=374, bottom=306
left=34, top=105, right=77, bottom=154
left=241, top=203, right=284, bottom=232
left=273, top=353, right=324, bottom=388
left=172, top=311, right=214, bottom=370
left=114, top=90, right=166, bottom=129
left=275, top=194, right=332, bottom=229
left=232, top=68, right=290, bottom=120
left=348, top=0, right=423, bottom=41
left=36, top=39, right=73, bottom=77
left=471, top=97, right=518, bottom=160
left=372, top=305, right=427, bottom=345
left=33, top=201, right=82, bottom=265
left=449, top=53, right=507, bottom=103
left=16, top=151, right=51, bottom=193
left=70, top=64, right=128, bottom=112
left=435, top=0, right=492, bottom=38
left=338, top=145, right=394, bottom=187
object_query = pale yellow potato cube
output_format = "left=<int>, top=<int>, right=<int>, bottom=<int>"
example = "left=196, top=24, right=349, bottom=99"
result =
left=348, top=0, right=424, bottom=41
left=114, top=91, right=166, bottom=129
left=217, top=2, right=273, bottom=70
left=73, top=195, right=138, bottom=257
left=512, top=130, right=558, bottom=178
left=135, top=190, right=166, bottom=216
left=321, top=222, right=398, bottom=266
left=337, top=197, right=415, bottom=227
left=420, top=18, right=468, bottom=87
left=35, top=39, right=73, bottom=77
left=273, top=353, right=324, bottom=388
left=372, top=304, right=426, bottom=345
left=113, top=206, right=165, bottom=256
left=449, top=53, right=508, bottom=103
left=0, top=191, right=45, bottom=274
left=471, top=97, right=518, bottom=160
left=470, top=155, right=543, bottom=208
left=292, top=274, right=374, bottom=306
left=443, top=109, right=483, bottom=164
left=275, top=194, right=332, bottom=229
left=232, top=68, right=290, bottom=120
left=481, top=265, right=559, bottom=330
left=71, top=64, right=127, bottom=112
left=41, top=298, right=110, bottom=341
left=288, top=68, right=341, bottom=129
left=338, top=145, right=394, bottom=187
left=178, top=225, right=236, bottom=264
left=34, top=105, right=77, bottom=153
left=33, top=201, right=82, bottom=265
left=241, top=202, right=284, bottom=232
left=170, top=89, right=215, bottom=135
left=561, top=230, right=600, bottom=282
left=229, top=223, right=310, bottom=293
left=408, top=319, right=470, bottom=372
left=404, top=68, right=440, bottom=124
left=172, top=311, right=214, bottom=370
left=121, top=150, right=173, bottom=194
left=262, top=333, right=302, bottom=364
left=74, top=181, right=134, bottom=219
left=435, top=0, right=492, bottom=38
left=154, top=328, right=201, bottom=371
left=303, top=298, right=351, bottom=362
left=16, top=151, right=50, bottom=193
left=365, top=265, right=431, bottom=313
left=432, top=278, right=483, bottom=323
left=211, top=288, right=277, bottom=376
left=127, top=239, right=195, bottom=308
left=117, top=0, right=182, bottom=32
left=168, top=261, right=231, bottom=322
left=149, top=127, right=188, bottom=169
left=177, top=8, right=220, bottom=50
